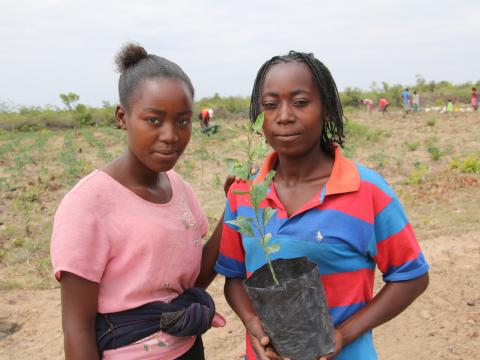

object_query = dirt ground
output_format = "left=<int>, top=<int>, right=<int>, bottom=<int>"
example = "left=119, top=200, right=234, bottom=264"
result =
left=1, top=229, right=479, bottom=360
left=1, top=110, right=479, bottom=359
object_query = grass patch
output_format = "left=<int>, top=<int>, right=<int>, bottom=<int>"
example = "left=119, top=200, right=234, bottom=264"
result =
left=426, top=116, right=436, bottom=126
left=449, top=155, right=480, bottom=173
left=405, top=163, right=428, bottom=185
left=427, top=144, right=441, bottom=161
left=405, top=141, right=420, bottom=151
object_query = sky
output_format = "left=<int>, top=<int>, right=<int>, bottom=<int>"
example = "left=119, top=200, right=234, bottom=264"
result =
left=1, top=0, right=479, bottom=108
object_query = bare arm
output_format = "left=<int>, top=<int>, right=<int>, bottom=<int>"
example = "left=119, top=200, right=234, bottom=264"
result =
left=330, top=273, right=429, bottom=357
left=225, top=278, right=280, bottom=360
left=195, top=213, right=224, bottom=289
left=60, top=272, right=99, bottom=360
left=196, top=176, right=236, bottom=289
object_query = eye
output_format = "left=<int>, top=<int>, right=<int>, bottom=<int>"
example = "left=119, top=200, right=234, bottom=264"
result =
left=146, top=117, right=161, bottom=125
left=294, top=99, right=309, bottom=107
left=176, top=118, right=191, bottom=127
left=262, top=102, right=277, bottom=110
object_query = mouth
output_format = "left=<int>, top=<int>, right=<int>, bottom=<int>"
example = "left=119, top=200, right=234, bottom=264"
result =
left=151, top=149, right=179, bottom=159
left=274, top=132, right=302, bottom=142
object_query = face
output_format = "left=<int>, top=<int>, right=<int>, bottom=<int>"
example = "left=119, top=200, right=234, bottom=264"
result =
left=260, top=61, right=325, bottom=157
left=116, top=78, right=193, bottom=173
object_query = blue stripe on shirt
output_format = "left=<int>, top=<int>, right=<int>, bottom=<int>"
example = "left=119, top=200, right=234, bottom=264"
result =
left=374, top=198, right=409, bottom=242
left=383, top=253, right=430, bottom=281
left=215, top=253, right=246, bottom=278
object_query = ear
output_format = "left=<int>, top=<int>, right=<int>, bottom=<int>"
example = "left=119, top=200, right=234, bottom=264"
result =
left=116, top=105, right=127, bottom=130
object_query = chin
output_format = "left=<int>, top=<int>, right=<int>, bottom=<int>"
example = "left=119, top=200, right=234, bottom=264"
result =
left=148, top=161, right=177, bottom=173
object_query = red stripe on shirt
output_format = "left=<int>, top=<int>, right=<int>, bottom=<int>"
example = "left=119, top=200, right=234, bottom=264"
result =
left=373, top=223, right=420, bottom=272
left=220, top=224, right=245, bottom=262
left=321, top=186, right=375, bottom=223
left=322, top=268, right=375, bottom=308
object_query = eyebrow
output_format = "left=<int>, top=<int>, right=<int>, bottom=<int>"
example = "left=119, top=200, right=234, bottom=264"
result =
left=143, top=108, right=192, bottom=116
left=262, top=89, right=312, bottom=98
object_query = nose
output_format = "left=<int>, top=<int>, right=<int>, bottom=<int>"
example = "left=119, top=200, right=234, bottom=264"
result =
left=157, top=121, right=179, bottom=144
left=277, top=102, right=294, bottom=124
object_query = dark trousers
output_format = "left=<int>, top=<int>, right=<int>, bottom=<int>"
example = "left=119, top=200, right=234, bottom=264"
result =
left=176, top=336, right=204, bottom=360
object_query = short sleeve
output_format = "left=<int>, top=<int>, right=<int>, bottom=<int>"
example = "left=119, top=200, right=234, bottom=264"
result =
left=215, top=185, right=246, bottom=278
left=50, top=191, right=110, bottom=282
left=370, top=187, right=429, bottom=282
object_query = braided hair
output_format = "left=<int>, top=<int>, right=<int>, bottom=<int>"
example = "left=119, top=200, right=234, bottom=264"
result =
left=115, top=42, right=194, bottom=111
left=250, top=51, right=345, bottom=154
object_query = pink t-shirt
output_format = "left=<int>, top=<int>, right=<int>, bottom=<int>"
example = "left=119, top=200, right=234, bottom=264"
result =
left=51, top=169, right=209, bottom=359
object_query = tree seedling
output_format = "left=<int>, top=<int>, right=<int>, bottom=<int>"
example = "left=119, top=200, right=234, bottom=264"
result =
left=226, top=113, right=280, bottom=285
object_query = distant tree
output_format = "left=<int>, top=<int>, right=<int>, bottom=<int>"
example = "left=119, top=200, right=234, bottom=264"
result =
left=60, top=92, right=80, bottom=112
left=381, top=82, right=390, bottom=93
left=340, top=87, right=363, bottom=107
left=415, top=74, right=427, bottom=92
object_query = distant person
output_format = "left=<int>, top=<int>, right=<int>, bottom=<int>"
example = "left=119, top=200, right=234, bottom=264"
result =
left=378, top=98, right=389, bottom=114
left=198, top=108, right=212, bottom=129
left=402, top=88, right=411, bottom=113
left=446, top=99, right=454, bottom=113
left=412, top=91, right=420, bottom=112
left=362, top=98, right=374, bottom=113
left=471, top=87, right=478, bottom=111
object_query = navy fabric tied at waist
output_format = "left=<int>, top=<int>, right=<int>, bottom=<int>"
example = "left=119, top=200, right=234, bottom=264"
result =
left=95, top=287, right=215, bottom=359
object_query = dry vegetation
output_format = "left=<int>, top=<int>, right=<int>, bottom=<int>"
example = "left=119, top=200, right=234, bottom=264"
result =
left=0, top=110, right=479, bottom=359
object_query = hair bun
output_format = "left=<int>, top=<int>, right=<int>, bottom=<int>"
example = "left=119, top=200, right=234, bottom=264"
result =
left=115, top=42, right=148, bottom=73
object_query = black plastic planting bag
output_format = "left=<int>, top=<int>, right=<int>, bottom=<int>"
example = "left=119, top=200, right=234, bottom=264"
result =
left=244, top=257, right=335, bottom=359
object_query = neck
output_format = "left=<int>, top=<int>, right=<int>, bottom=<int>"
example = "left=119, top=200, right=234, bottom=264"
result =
left=275, top=144, right=334, bottom=186
left=116, top=150, right=162, bottom=189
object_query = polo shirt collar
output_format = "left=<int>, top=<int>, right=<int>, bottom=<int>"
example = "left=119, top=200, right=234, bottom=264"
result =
left=253, top=145, right=360, bottom=199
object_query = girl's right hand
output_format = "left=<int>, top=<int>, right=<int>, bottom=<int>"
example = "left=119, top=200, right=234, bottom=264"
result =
left=245, top=317, right=282, bottom=360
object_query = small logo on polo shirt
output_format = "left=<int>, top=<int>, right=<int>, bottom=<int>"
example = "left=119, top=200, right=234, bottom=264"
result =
left=316, top=231, right=323, bottom=241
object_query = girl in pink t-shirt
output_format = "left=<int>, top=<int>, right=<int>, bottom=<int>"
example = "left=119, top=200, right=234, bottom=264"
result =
left=51, top=43, right=225, bottom=360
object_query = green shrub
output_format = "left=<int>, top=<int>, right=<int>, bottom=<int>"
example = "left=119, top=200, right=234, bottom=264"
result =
left=405, top=141, right=420, bottom=151
left=449, top=155, right=480, bottom=173
left=406, top=163, right=428, bottom=185
left=427, top=144, right=441, bottom=161
left=426, top=117, right=436, bottom=127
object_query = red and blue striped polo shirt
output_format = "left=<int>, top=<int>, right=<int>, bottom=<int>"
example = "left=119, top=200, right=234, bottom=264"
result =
left=215, top=146, right=429, bottom=360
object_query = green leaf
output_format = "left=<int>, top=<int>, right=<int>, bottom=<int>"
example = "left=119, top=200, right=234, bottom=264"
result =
left=253, top=112, right=264, bottom=132
left=238, top=222, right=255, bottom=238
left=226, top=219, right=241, bottom=227
left=227, top=216, right=253, bottom=227
left=261, top=232, right=272, bottom=247
left=227, top=217, right=255, bottom=238
left=250, top=183, right=266, bottom=208
left=253, top=140, right=268, bottom=159
left=238, top=216, right=254, bottom=223
left=266, top=244, right=280, bottom=254
left=226, top=158, right=239, bottom=172
left=226, top=158, right=249, bottom=180
left=264, top=170, right=276, bottom=186
left=263, top=207, right=276, bottom=227
left=233, top=189, right=250, bottom=195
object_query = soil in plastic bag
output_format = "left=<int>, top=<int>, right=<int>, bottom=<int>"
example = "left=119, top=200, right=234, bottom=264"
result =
left=244, top=257, right=335, bottom=359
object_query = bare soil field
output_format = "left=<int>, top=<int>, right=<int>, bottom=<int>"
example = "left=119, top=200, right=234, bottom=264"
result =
left=1, top=110, right=479, bottom=359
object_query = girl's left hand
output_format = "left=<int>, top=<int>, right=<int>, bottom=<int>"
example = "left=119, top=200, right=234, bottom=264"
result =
left=224, top=174, right=247, bottom=196
left=223, top=175, right=236, bottom=196
left=282, top=329, right=343, bottom=360
left=318, top=329, right=344, bottom=360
